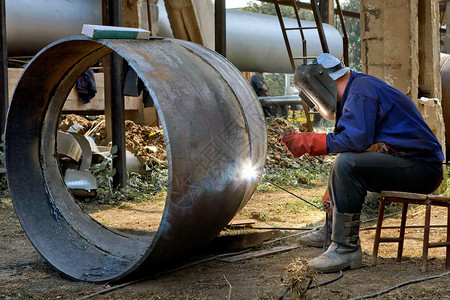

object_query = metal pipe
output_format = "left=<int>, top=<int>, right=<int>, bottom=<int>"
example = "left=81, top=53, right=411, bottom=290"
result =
left=259, top=95, right=302, bottom=106
left=158, top=4, right=344, bottom=73
left=5, top=0, right=343, bottom=73
left=5, top=36, right=266, bottom=282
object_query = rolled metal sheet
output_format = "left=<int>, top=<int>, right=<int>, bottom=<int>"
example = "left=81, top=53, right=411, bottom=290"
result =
left=5, top=36, right=266, bottom=282
left=440, top=53, right=450, bottom=160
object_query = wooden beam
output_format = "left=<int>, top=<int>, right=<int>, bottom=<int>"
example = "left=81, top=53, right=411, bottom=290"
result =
left=215, top=0, right=226, bottom=56
left=0, top=0, right=8, bottom=135
left=163, top=0, right=214, bottom=49
left=102, top=0, right=127, bottom=188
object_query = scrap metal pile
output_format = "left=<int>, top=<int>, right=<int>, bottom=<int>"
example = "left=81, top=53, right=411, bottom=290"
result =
left=59, top=114, right=167, bottom=166
left=59, top=114, right=325, bottom=173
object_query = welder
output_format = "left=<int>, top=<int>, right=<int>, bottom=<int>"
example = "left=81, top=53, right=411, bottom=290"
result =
left=281, top=53, right=444, bottom=273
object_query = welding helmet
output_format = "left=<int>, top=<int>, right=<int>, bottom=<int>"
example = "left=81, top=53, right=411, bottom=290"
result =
left=294, top=53, right=349, bottom=121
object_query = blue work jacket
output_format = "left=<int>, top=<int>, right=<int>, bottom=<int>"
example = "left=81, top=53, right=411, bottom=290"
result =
left=326, top=70, right=444, bottom=163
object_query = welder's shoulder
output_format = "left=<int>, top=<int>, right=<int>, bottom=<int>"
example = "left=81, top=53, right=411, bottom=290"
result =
left=349, top=74, right=385, bottom=98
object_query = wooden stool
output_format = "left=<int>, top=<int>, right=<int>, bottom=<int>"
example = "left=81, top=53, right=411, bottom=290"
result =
left=372, top=191, right=450, bottom=271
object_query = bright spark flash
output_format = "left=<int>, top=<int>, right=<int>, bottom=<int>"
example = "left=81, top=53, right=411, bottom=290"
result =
left=242, top=163, right=258, bottom=180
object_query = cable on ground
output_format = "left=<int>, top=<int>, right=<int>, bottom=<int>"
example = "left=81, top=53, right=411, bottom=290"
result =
left=349, top=270, right=450, bottom=300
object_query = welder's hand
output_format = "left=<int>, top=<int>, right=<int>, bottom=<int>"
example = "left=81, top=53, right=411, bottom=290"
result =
left=280, top=132, right=327, bottom=158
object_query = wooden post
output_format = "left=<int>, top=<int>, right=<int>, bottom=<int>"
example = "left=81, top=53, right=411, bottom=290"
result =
left=319, top=0, right=334, bottom=25
left=102, top=0, right=127, bottom=188
left=0, top=0, right=8, bottom=136
left=215, top=0, right=226, bottom=56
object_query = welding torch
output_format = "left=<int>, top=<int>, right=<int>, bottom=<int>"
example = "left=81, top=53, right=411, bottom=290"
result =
left=259, top=115, right=317, bottom=168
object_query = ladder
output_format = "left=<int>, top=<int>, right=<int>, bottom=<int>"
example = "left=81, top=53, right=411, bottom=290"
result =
left=273, top=0, right=329, bottom=72
left=271, top=0, right=348, bottom=130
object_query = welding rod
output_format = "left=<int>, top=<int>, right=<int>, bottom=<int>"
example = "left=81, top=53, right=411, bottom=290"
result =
left=265, top=110, right=289, bottom=136
left=258, top=117, right=287, bottom=136
left=260, top=114, right=317, bottom=168
left=268, top=114, right=318, bottom=168
left=256, top=174, right=321, bottom=210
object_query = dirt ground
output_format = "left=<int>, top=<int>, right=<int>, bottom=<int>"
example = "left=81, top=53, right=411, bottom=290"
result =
left=1, top=115, right=448, bottom=299
left=1, top=185, right=449, bottom=300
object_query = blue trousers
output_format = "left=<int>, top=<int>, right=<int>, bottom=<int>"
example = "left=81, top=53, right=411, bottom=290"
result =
left=329, top=152, right=443, bottom=213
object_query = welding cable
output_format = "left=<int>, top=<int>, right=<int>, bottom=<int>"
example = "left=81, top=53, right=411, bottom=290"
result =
left=257, top=175, right=322, bottom=210
left=76, top=212, right=400, bottom=299
left=349, top=270, right=450, bottom=300
left=251, top=226, right=316, bottom=230
left=278, top=271, right=344, bottom=300
left=76, top=248, right=253, bottom=300
left=76, top=227, right=321, bottom=299
left=244, top=212, right=399, bottom=232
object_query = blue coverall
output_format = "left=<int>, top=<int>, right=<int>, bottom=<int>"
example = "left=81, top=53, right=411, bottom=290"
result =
left=326, top=70, right=444, bottom=213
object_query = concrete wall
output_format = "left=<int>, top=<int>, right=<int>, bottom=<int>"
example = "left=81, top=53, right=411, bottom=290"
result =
left=361, top=0, right=419, bottom=101
left=361, top=0, right=446, bottom=161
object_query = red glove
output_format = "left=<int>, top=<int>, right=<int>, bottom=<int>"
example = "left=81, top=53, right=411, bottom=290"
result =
left=281, top=132, right=327, bottom=158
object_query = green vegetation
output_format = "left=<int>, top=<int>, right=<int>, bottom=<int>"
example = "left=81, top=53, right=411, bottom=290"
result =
left=259, top=157, right=333, bottom=191
left=85, top=146, right=167, bottom=205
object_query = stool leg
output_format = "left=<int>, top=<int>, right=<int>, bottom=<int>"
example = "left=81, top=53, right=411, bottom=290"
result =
left=372, top=197, right=386, bottom=266
left=397, top=203, right=408, bottom=262
left=422, top=203, right=431, bottom=272
left=446, top=205, right=450, bottom=270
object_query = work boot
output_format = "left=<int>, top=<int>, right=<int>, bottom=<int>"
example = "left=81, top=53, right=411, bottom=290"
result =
left=298, top=213, right=332, bottom=248
left=307, top=211, right=362, bottom=273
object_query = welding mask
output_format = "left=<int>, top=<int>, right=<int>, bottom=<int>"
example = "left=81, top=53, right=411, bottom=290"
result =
left=294, top=63, right=338, bottom=121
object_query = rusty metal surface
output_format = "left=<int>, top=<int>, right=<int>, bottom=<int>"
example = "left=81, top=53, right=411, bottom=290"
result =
left=5, top=36, right=266, bottom=282
left=440, top=53, right=450, bottom=161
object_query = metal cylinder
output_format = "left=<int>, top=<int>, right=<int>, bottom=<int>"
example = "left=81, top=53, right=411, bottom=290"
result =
left=5, top=36, right=266, bottom=282
left=440, top=53, right=450, bottom=160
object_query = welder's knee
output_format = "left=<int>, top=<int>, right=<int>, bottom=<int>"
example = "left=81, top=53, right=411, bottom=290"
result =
left=330, top=153, right=359, bottom=180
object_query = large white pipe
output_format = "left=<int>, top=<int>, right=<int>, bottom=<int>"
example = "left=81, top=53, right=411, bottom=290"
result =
left=226, top=10, right=343, bottom=73
left=157, top=3, right=344, bottom=73
left=6, top=0, right=343, bottom=73
left=6, top=0, right=102, bottom=56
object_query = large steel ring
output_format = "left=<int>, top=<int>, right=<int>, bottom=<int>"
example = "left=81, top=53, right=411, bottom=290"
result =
left=5, top=37, right=266, bottom=282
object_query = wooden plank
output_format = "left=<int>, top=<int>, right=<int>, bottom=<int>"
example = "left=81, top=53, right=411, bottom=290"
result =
left=220, top=245, right=298, bottom=263
left=163, top=0, right=214, bottom=49
left=381, top=191, right=450, bottom=203
left=226, top=219, right=256, bottom=228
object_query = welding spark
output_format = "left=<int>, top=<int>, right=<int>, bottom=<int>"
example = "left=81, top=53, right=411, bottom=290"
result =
left=242, top=163, right=258, bottom=181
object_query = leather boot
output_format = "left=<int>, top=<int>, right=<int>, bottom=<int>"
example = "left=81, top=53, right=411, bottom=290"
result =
left=307, top=211, right=362, bottom=273
left=298, top=213, right=332, bottom=248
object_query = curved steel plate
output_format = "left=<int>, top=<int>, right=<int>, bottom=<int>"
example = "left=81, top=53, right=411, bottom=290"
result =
left=5, top=37, right=266, bottom=282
